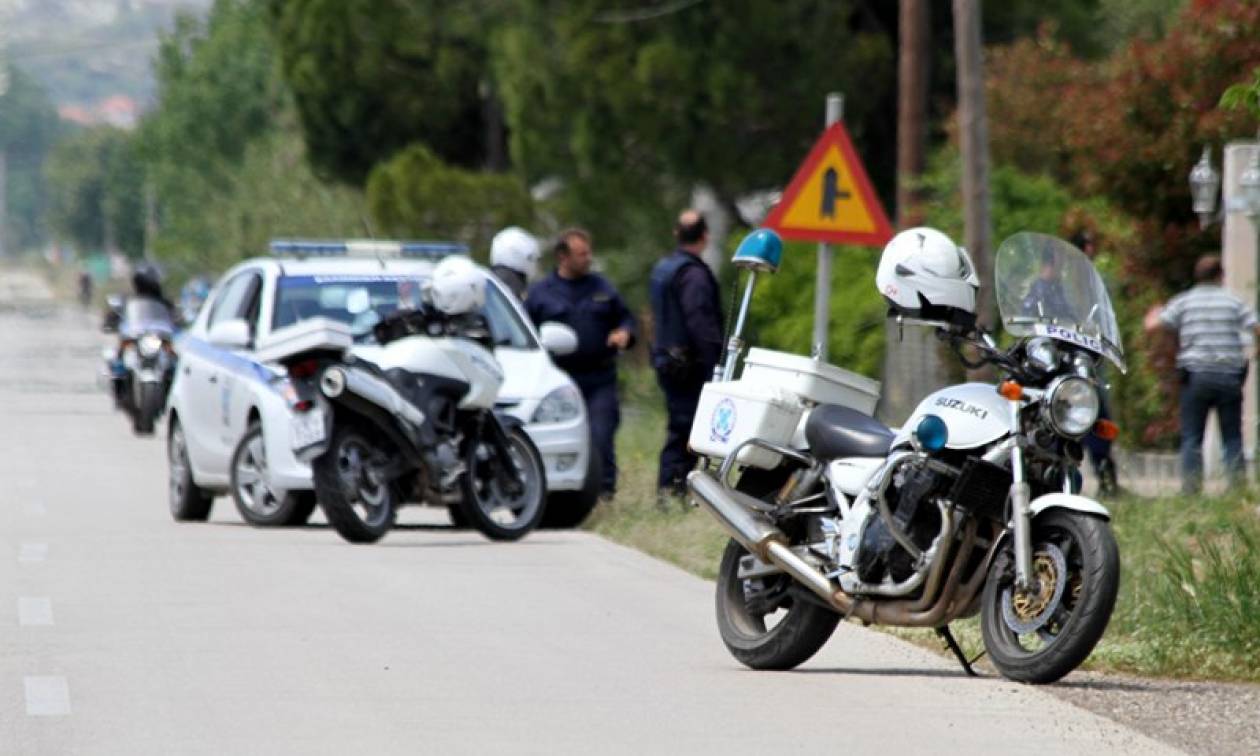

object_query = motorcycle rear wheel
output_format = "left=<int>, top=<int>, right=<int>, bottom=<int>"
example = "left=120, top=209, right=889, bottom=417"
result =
left=715, top=538, right=840, bottom=670
left=312, top=426, right=397, bottom=544
left=980, top=510, right=1119, bottom=684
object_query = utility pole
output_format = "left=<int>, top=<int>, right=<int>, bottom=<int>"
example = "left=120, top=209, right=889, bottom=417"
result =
left=0, top=25, right=8, bottom=260
left=880, top=0, right=939, bottom=423
left=897, top=0, right=930, bottom=228
left=812, top=93, right=843, bottom=361
left=953, top=0, right=993, bottom=327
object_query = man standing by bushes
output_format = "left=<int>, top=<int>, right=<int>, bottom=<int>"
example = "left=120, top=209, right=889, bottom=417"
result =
left=1145, top=255, right=1260, bottom=493
left=527, top=228, right=636, bottom=500
left=649, top=210, right=724, bottom=501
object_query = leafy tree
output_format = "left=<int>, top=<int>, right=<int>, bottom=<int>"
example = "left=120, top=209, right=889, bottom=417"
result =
left=1220, top=66, right=1260, bottom=122
left=268, top=0, right=498, bottom=185
left=366, top=144, right=532, bottom=256
left=494, top=0, right=896, bottom=228
left=0, top=66, right=60, bottom=252
left=159, top=125, right=369, bottom=275
left=44, top=126, right=144, bottom=257
left=985, top=0, right=1260, bottom=293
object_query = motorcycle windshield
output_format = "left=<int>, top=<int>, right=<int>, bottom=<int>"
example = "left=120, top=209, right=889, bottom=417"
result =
left=120, top=298, right=175, bottom=338
left=994, top=232, right=1125, bottom=371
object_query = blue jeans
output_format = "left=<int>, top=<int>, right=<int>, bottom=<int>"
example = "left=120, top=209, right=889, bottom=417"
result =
left=1179, top=370, right=1245, bottom=493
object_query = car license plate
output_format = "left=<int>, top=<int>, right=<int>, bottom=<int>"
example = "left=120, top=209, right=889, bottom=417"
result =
left=290, top=408, right=327, bottom=450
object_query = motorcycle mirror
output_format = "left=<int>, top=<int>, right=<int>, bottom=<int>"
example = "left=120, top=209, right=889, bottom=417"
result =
left=538, top=322, right=578, bottom=357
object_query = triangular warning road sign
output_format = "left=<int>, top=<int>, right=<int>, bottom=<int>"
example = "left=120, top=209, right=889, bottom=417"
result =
left=764, top=122, right=893, bottom=247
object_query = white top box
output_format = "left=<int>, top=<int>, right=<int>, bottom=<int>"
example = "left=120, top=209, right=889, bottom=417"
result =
left=741, top=347, right=880, bottom=415
left=254, top=317, right=353, bottom=364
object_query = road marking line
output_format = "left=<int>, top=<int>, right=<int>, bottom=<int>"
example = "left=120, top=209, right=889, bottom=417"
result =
left=19, top=543, right=48, bottom=563
left=24, top=677, right=70, bottom=716
left=18, top=598, right=54, bottom=626
left=22, top=501, right=46, bottom=516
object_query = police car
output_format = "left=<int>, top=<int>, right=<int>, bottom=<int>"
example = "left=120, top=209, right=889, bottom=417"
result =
left=166, top=240, right=599, bottom=530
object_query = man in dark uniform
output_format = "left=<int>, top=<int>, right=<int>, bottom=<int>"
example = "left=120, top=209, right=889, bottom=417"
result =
left=649, top=209, right=724, bottom=499
left=526, top=228, right=636, bottom=498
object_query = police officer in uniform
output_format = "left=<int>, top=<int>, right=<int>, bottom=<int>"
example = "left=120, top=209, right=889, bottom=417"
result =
left=526, top=228, right=636, bottom=498
left=649, top=209, right=724, bottom=498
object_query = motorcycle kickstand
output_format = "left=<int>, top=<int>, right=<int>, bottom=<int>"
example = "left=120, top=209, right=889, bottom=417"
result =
left=935, top=625, right=984, bottom=677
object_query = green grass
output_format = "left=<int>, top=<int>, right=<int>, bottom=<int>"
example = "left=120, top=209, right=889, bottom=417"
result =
left=591, top=369, right=1260, bottom=682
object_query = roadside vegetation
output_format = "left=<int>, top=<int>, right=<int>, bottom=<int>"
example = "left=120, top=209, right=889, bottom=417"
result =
left=592, top=374, right=1260, bottom=683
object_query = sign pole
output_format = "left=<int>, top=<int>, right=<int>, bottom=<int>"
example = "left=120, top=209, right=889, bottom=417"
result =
left=813, top=93, right=844, bottom=360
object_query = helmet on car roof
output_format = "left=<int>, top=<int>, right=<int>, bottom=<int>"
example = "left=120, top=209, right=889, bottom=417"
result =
left=875, top=227, right=979, bottom=326
left=429, top=256, right=487, bottom=315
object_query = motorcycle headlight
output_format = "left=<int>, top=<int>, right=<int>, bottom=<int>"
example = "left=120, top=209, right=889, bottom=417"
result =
left=1044, top=376, right=1100, bottom=437
left=138, top=334, right=164, bottom=358
left=531, top=385, right=583, bottom=424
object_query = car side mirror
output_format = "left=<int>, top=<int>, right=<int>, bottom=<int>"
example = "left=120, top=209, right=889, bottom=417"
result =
left=208, top=319, right=252, bottom=350
left=539, top=322, right=578, bottom=356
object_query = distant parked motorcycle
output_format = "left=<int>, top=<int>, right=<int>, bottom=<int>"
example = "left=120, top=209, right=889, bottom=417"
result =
left=102, top=296, right=177, bottom=434
left=261, top=256, right=547, bottom=544
left=686, top=229, right=1121, bottom=685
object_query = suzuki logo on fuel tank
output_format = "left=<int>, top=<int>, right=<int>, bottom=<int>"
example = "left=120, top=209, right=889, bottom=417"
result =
left=934, top=396, right=989, bottom=419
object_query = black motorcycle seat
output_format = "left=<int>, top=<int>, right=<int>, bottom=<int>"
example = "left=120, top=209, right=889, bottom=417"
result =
left=805, top=404, right=895, bottom=460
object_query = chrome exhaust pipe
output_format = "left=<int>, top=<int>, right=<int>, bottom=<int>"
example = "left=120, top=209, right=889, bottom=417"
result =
left=321, top=366, right=427, bottom=429
left=688, top=470, right=837, bottom=603
left=687, top=469, right=983, bottom=627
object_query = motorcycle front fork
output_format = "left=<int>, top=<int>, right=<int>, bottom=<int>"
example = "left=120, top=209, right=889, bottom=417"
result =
left=1007, top=403, right=1036, bottom=593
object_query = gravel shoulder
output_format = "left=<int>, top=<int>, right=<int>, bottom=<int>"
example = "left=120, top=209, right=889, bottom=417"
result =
left=1044, top=671, right=1260, bottom=756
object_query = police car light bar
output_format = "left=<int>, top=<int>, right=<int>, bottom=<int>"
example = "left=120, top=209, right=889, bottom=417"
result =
left=268, top=239, right=468, bottom=259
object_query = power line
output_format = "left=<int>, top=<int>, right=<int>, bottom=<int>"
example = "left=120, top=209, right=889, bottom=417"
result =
left=7, top=37, right=159, bottom=64
left=593, top=0, right=705, bottom=23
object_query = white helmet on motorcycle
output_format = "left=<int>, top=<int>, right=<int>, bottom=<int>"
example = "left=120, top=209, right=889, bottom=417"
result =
left=490, top=226, right=541, bottom=278
left=875, top=227, right=980, bottom=325
left=429, top=256, right=487, bottom=315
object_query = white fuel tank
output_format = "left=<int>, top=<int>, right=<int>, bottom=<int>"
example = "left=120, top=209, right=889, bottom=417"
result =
left=892, top=382, right=1011, bottom=450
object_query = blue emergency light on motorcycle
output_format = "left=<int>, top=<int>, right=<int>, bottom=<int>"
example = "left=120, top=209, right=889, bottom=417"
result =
left=914, top=414, right=948, bottom=452
left=731, top=228, right=783, bottom=273
left=269, top=239, right=468, bottom=259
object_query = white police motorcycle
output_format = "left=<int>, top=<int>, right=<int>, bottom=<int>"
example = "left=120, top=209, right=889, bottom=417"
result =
left=686, top=228, right=1121, bottom=684
left=262, top=257, right=547, bottom=544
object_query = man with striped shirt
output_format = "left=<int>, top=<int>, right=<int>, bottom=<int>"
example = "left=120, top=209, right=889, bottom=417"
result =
left=1145, top=255, right=1260, bottom=493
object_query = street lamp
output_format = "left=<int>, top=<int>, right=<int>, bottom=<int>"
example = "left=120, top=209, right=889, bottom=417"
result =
left=1192, top=136, right=1260, bottom=226
left=1190, top=146, right=1222, bottom=228
left=1239, top=149, right=1260, bottom=224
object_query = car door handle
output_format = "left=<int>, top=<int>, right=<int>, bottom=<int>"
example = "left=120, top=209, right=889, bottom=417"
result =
left=208, top=375, right=218, bottom=384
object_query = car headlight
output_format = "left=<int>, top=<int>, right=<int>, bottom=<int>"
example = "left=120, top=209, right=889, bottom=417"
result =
left=531, top=385, right=582, bottom=424
left=137, top=334, right=164, bottom=358
left=1044, top=376, right=1100, bottom=437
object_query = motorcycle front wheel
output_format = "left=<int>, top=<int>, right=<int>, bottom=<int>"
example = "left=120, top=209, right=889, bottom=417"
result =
left=457, top=426, right=546, bottom=541
left=980, top=510, right=1120, bottom=684
left=311, top=425, right=397, bottom=544
left=133, top=381, right=162, bottom=435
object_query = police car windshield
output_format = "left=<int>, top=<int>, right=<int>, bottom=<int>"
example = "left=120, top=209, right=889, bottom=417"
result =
left=272, top=274, right=536, bottom=348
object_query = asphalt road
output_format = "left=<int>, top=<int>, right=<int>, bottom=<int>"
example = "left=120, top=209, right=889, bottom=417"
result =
left=0, top=270, right=1183, bottom=755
